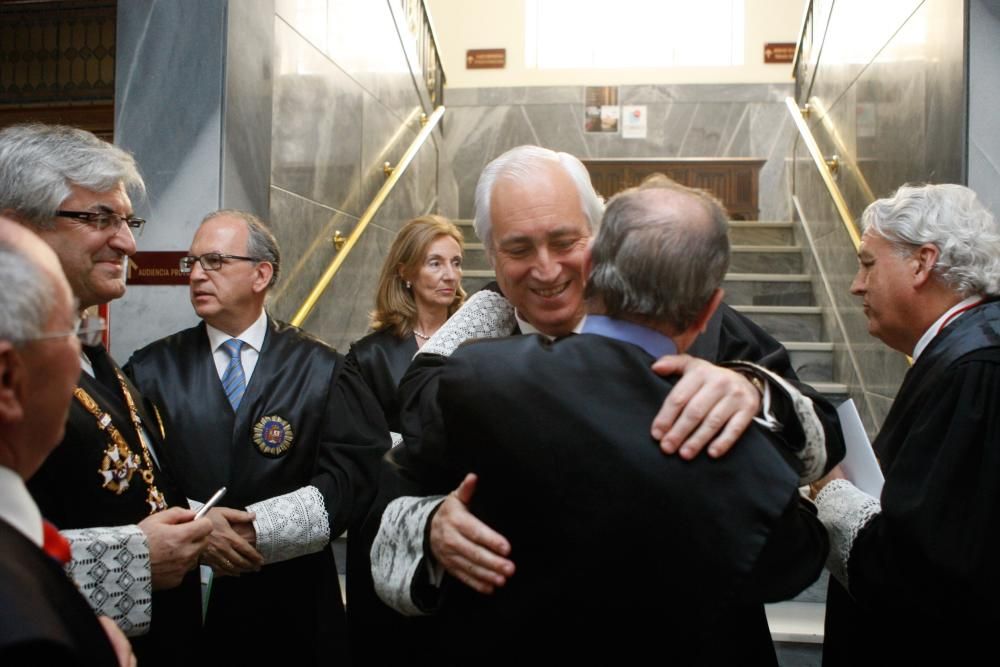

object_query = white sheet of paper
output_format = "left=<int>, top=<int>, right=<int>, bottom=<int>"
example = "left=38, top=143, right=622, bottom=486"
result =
left=836, top=399, right=884, bottom=497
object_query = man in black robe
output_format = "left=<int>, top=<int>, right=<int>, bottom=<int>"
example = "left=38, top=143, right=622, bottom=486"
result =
left=371, top=146, right=841, bottom=615
left=125, top=210, right=389, bottom=666
left=379, top=181, right=829, bottom=664
left=813, top=183, right=1000, bottom=664
left=0, top=218, right=129, bottom=667
left=0, top=124, right=213, bottom=667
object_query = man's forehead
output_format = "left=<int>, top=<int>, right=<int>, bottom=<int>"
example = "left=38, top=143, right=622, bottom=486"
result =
left=191, top=215, right=247, bottom=250
left=491, top=170, right=589, bottom=239
left=62, top=181, right=131, bottom=210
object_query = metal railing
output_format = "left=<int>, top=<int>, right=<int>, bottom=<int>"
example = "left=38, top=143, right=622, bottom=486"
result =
left=290, top=105, right=446, bottom=327
left=785, top=97, right=861, bottom=250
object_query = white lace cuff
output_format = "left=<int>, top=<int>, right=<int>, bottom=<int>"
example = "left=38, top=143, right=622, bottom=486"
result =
left=63, top=525, right=152, bottom=637
left=248, top=485, right=331, bottom=565
left=724, top=361, right=827, bottom=484
left=371, top=495, right=445, bottom=616
left=419, top=290, right=515, bottom=358
left=815, top=478, right=881, bottom=589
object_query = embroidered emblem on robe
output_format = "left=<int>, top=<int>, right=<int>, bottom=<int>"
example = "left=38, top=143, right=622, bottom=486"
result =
left=253, top=415, right=294, bottom=457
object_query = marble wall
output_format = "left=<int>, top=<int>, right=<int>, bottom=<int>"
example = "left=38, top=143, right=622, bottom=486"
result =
left=790, top=0, right=967, bottom=434
left=441, top=84, right=797, bottom=221
left=969, top=0, right=1000, bottom=216
left=111, top=0, right=448, bottom=357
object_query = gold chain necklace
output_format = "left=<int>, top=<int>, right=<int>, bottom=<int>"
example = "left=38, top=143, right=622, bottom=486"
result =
left=74, top=371, right=168, bottom=514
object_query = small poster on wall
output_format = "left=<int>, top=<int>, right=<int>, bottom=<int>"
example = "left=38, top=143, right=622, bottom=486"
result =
left=622, top=105, right=647, bottom=139
left=584, top=86, right=619, bottom=133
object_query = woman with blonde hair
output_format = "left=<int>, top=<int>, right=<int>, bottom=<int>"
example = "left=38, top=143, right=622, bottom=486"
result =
left=347, top=214, right=465, bottom=432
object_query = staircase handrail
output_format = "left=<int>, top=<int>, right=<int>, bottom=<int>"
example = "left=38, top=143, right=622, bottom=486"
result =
left=290, top=105, right=446, bottom=327
left=785, top=96, right=861, bottom=250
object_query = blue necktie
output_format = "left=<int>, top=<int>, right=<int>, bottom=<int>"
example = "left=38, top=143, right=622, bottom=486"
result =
left=221, top=339, right=246, bottom=410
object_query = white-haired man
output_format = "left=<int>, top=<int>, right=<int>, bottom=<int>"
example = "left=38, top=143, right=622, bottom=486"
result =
left=0, top=123, right=219, bottom=667
left=0, top=218, right=133, bottom=667
left=814, top=183, right=1000, bottom=665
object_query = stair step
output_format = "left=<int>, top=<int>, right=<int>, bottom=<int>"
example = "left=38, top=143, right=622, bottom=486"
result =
left=732, top=305, right=825, bottom=342
left=785, top=342, right=834, bottom=383
left=722, top=274, right=815, bottom=307
left=729, top=220, right=795, bottom=246
left=766, top=601, right=825, bottom=644
left=810, top=381, right=848, bottom=396
left=729, top=246, right=803, bottom=273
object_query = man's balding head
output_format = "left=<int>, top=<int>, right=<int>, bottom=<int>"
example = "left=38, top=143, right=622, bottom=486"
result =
left=586, top=182, right=730, bottom=346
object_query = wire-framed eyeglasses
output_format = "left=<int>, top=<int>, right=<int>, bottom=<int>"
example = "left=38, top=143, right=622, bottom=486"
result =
left=56, top=210, right=146, bottom=233
left=25, top=315, right=107, bottom=347
left=179, top=252, right=262, bottom=274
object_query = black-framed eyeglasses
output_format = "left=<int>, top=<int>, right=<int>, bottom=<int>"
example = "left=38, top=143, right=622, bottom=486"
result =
left=179, top=253, right=262, bottom=274
left=25, top=315, right=107, bottom=347
left=56, top=210, right=146, bottom=233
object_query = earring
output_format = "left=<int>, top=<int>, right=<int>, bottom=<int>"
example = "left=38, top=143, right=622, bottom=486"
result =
left=405, top=281, right=412, bottom=289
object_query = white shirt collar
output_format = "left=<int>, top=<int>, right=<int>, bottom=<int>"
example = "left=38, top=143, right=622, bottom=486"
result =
left=206, top=310, right=268, bottom=353
left=912, top=295, right=983, bottom=361
left=514, top=311, right=587, bottom=339
left=0, top=466, right=43, bottom=547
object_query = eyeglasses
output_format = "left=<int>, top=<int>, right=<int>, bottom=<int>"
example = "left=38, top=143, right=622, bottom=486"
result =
left=56, top=210, right=146, bottom=233
left=26, top=315, right=107, bottom=347
left=179, top=253, right=262, bottom=274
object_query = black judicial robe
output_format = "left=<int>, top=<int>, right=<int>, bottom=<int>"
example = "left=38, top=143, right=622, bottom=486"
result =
left=125, top=317, right=390, bottom=667
left=405, top=333, right=828, bottom=665
left=0, top=518, right=119, bottom=666
left=346, top=328, right=418, bottom=433
left=26, top=344, right=203, bottom=667
left=823, top=299, right=1000, bottom=666
left=345, top=329, right=437, bottom=664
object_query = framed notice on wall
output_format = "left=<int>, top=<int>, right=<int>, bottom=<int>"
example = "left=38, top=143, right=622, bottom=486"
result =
left=584, top=86, right=619, bottom=133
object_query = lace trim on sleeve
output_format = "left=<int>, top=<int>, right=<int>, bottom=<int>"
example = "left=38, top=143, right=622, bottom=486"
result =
left=419, top=290, right=515, bottom=358
left=722, top=360, right=827, bottom=484
left=63, top=525, right=152, bottom=637
left=248, top=485, right=330, bottom=565
left=815, top=478, right=881, bottom=589
left=371, top=495, right=445, bottom=616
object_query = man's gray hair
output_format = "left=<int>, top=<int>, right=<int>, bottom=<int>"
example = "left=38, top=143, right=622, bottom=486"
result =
left=862, top=183, right=1000, bottom=297
left=0, top=124, right=145, bottom=229
left=473, top=145, right=604, bottom=260
left=586, top=184, right=730, bottom=331
left=201, top=209, right=281, bottom=287
left=0, top=241, right=54, bottom=344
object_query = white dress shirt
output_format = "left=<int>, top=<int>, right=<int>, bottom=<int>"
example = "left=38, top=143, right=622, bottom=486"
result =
left=0, top=465, right=43, bottom=547
left=206, top=310, right=268, bottom=383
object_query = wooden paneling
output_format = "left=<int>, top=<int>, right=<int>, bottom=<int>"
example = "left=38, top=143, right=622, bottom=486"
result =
left=582, top=158, right=767, bottom=220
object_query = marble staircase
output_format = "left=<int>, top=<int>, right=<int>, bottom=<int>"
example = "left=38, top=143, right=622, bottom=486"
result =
left=457, top=218, right=834, bottom=665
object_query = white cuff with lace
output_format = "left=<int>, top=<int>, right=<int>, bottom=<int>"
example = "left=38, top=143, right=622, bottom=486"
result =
left=419, top=289, right=516, bottom=358
left=815, top=478, right=881, bottom=589
left=724, top=360, right=827, bottom=484
left=248, top=485, right=330, bottom=565
left=63, top=524, right=152, bottom=637
left=371, top=495, right=445, bottom=616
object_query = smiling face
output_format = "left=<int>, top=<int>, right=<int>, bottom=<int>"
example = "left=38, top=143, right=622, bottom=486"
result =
left=850, top=230, right=921, bottom=353
left=489, top=164, right=592, bottom=336
left=188, top=215, right=271, bottom=336
left=404, top=234, right=463, bottom=318
left=35, top=182, right=136, bottom=310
